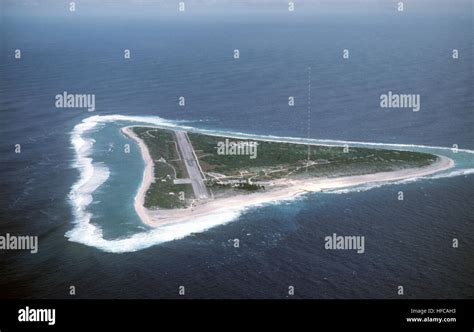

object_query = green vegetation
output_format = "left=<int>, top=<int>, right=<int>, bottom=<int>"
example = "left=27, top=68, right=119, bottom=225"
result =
left=207, top=180, right=265, bottom=192
left=144, top=163, right=193, bottom=209
left=131, top=126, right=439, bottom=206
left=187, top=132, right=438, bottom=182
left=132, top=127, right=194, bottom=209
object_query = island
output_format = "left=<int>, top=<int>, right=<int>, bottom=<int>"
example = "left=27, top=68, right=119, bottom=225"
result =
left=121, top=126, right=454, bottom=227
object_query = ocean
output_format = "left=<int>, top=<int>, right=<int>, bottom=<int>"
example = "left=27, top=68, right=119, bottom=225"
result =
left=1, top=3, right=473, bottom=299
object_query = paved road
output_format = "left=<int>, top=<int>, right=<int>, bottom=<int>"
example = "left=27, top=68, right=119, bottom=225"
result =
left=175, top=131, right=209, bottom=199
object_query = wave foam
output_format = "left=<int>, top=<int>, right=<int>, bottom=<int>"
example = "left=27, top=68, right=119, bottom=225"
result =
left=67, top=207, right=243, bottom=253
left=199, top=130, right=474, bottom=154
left=67, top=114, right=474, bottom=253
left=325, top=168, right=474, bottom=194
left=67, top=115, right=246, bottom=253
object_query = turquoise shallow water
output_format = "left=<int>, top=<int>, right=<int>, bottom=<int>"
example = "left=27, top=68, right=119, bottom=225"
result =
left=87, top=123, right=148, bottom=239
left=1, top=5, right=473, bottom=298
left=64, top=115, right=474, bottom=253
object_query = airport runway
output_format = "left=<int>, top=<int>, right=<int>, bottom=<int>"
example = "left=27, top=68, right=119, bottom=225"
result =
left=175, top=131, right=209, bottom=199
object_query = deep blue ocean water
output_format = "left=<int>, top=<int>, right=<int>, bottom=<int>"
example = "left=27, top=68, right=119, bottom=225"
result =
left=1, top=4, right=473, bottom=298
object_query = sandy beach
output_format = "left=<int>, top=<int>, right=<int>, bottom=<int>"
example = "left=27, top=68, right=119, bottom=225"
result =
left=121, top=126, right=154, bottom=225
left=122, top=126, right=455, bottom=228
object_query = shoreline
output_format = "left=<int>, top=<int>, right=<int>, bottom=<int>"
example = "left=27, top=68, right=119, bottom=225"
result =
left=121, top=126, right=154, bottom=226
left=122, top=126, right=455, bottom=228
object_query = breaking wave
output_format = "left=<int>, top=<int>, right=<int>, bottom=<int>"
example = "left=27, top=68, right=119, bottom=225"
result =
left=66, top=115, right=474, bottom=253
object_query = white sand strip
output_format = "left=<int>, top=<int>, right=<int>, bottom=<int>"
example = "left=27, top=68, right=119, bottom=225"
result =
left=122, top=126, right=454, bottom=228
left=121, top=126, right=154, bottom=225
